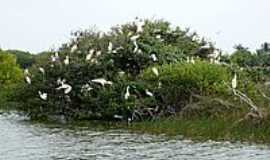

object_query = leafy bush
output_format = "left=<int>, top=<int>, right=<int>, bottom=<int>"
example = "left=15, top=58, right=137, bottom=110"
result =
left=140, top=61, right=231, bottom=111
left=14, top=18, right=214, bottom=121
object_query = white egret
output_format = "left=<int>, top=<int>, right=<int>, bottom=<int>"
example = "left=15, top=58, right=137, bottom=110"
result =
left=131, top=35, right=140, bottom=53
left=136, top=20, right=144, bottom=33
left=24, top=69, right=29, bottom=75
left=39, top=67, right=45, bottom=74
left=64, top=56, right=69, bottom=65
left=25, top=76, right=31, bottom=84
left=56, top=83, right=72, bottom=94
left=96, top=50, right=102, bottom=57
left=38, top=91, right=47, bottom=100
left=86, top=49, right=94, bottom=61
left=124, top=86, right=130, bottom=100
left=190, top=57, right=195, bottom=64
left=114, top=114, right=124, bottom=120
left=81, top=84, right=93, bottom=92
left=232, top=74, right=237, bottom=89
left=130, top=35, right=140, bottom=41
left=145, top=89, right=153, bottom=97
left=70, top=44, right=78, bottom=53
left=57, top=78, right=66, bottom=85
left=118, top=71, right=125, bottom=76
left=108, top=42, right=113, bottom=53
left=55, top=52, right=59, bottom=58
left=91, top=78, right=113, bottom=86
left=51, top=55, right=56, bottom=62
left=150, top=54, right=158, bottom=62
left=186, top=57, right=190, bottom=63
left=152, top=67, right=159, bottom=76
left=156, top=35, right=161, bottom=39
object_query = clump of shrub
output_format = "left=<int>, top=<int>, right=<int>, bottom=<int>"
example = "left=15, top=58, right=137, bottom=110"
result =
left=140, top=61, right=231, bottom=112
left=13, top=18, right=211, bottom=121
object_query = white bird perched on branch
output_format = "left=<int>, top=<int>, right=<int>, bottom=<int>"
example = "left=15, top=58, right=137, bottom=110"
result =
left=150, top=54, right=158, bottom=62
left=145, top=89, right=153, bottom=97
left=108, top=42, right=113, bottom=53
left=96, top=50, right=102, bottom=57
left=70, top=44, right=78, bottom=53
left=136, top=20, right=144, bottom=33
left=124, top=86, right=130, bottom=100
left=190, top=57, right=195, bottom=64
left=130, top=35, right=140, bottom=53
left=81, top=84, right=93, bottom=92
left=64, top=56, right=69, bottom=65
left=91, top=78, right=113, bottom=86
left=56, top=82, right=72, bottom=94
left=38, top=91, right=47, bottom=100
left=86, top=49, right=95, bottom=61
left=39, top=67, right=45, bottom=74
left=57, top=78, right=66, bottom=85
left=232, top=73, right=237, bottom=89
left=24, top=69, right=30, bottom=75
left=25, top=76, right=31, bottom=84
left=152, top=67, right=159, bottom=76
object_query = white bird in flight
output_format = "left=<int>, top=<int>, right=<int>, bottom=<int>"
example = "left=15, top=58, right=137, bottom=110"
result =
left=152, top=67, right=159, bottom=76
left=64, top=56, right=69, bottom=65
left=124, top=86, right=130, bottom=100
left=91, top=78, right=113, bottom=86
left=38, top=91, right=47, bottom=100
left=232, top=74, right=237, bottom=89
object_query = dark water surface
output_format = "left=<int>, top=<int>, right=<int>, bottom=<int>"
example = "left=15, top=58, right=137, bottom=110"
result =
left=1, top=113, right=270, bottom=160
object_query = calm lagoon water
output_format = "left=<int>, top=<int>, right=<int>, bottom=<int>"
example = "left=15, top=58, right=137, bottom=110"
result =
left=1, top=113, right=270, bottom=160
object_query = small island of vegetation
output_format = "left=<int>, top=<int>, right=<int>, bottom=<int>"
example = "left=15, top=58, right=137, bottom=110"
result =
left=2, top=18, right=270, bottom=143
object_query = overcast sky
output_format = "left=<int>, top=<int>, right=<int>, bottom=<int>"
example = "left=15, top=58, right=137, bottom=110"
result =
left=0, top=0, right=269, bottom=53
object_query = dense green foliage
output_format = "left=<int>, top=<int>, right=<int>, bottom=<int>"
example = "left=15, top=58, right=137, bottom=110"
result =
left=7, top=50, right=34, bottom=68
left=0, top=50, right=23, bottom=108
left=14, top=19, right=214, bottom=121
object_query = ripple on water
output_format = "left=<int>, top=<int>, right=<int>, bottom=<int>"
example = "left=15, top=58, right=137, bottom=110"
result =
left=1, top=114, right=270, bottom=160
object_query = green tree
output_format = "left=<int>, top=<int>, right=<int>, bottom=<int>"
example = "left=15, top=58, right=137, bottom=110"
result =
left=7, top=49, right=34, bottom=68
left=0, top=51, right=23, bottom=87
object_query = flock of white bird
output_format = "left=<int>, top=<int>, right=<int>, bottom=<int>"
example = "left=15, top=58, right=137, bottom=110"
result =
left=24, top=19, right=237, bottom=107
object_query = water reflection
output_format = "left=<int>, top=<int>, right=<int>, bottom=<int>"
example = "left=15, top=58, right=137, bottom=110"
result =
left=0, top=113, right=270, bottom=160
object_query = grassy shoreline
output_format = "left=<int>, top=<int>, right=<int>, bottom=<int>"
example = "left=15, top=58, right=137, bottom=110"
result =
left=126, top=115, right=270, bottom=144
